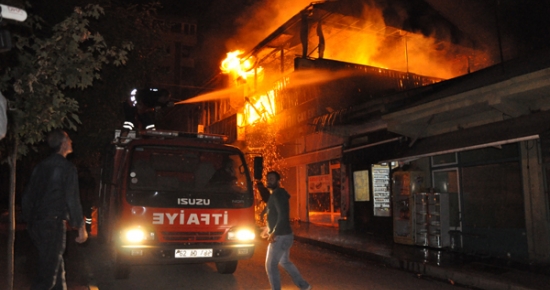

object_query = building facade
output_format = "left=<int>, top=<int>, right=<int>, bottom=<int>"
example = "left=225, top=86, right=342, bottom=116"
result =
left=186, top=1, right=550, bottom=264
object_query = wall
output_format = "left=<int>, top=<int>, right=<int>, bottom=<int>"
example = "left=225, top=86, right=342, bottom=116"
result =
left=521, top=139, right=550, bottom=263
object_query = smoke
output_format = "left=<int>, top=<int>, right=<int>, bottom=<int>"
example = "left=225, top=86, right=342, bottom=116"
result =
left=298, top=1, right=488, bottom=79
left=225, top=0, right=314, bottom=51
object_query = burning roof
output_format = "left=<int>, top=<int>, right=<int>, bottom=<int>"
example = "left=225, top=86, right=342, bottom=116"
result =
left=238, top=1, right=490, bottom=80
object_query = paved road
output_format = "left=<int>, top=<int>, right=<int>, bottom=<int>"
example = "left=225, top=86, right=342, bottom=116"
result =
left=80, top=237, right=467, bottom=290
left=1, top=231, right=469, bottom=290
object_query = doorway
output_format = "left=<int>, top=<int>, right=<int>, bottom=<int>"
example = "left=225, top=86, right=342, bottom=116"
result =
left=307, top=160, right=341, bottom=226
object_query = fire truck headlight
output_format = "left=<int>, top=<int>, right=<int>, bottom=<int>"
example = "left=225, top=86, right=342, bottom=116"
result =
left=126, top=229, right=145, bottom=243
left=228, top=228, right=255, bottom=242
left=122, top=228, right=155, bottom=243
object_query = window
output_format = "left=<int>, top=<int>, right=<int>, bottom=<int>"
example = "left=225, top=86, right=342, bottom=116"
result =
left=431, top=152, right=457, bottom=167
left=183, top=23, right=196, bottom=35
left=170, top=23, right=182, bottom=33
left=181, top=46, right=191, bottom=58
left=170, top=22, right=197, bottom=35
left=127, top=146, right=252, bottom=208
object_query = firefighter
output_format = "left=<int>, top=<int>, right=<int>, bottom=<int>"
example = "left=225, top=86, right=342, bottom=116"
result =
left=122, top=88, right=173, bottom=133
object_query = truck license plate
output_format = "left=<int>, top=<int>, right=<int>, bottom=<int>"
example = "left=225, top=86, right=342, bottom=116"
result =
left=175, top=249, right=213, bottom=258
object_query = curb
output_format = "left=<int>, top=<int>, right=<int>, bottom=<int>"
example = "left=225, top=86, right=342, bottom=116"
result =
left=294, top=235, right=538, bottom=290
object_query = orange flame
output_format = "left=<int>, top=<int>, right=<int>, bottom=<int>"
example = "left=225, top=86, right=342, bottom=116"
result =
left=245, top=92, right=276, bottom=125
left=220, top=50, right=263, bottom=83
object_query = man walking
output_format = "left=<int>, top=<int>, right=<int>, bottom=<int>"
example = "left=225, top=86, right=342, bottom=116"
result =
left=264, top=171, right=311, bottom=290
left=22, top=129, right=88, bottom=290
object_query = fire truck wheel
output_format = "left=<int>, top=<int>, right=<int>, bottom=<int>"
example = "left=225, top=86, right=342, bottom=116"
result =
left=215, top=261, right=238, bottom=274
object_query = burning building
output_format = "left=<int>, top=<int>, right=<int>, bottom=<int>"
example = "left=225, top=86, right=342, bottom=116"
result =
left=178, top=0, right=550, bottom=263
left=185, top=0, right=487, bottom=225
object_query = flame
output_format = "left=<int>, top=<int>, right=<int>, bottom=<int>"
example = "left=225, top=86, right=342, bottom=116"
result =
left=221, top=50, right=263, bottom=83
left=215, top=2, right=493, bottom=131
left=225, top=1, right=491, bottom=80
left=245, top=92, right=276, bottom=125
left=319, top=5, right=490, bottom=79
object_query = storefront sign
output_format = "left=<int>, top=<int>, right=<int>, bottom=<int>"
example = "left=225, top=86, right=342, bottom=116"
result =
left=353, top=170, right=370, bottom=201
left=372, top=164, right=391, bottom=217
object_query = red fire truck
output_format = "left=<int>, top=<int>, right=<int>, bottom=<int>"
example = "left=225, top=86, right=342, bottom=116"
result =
left=97, top=129, right=259, bottom=279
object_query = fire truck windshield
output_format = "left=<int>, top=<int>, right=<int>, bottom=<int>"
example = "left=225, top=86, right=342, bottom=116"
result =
left=125, top=146, right=253, bottom=208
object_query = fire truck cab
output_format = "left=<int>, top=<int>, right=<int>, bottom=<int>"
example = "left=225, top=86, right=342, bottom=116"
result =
left=97, top=129, right=257, bottom=279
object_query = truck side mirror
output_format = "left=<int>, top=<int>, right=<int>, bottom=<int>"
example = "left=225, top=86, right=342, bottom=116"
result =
left=253, top=156, right=263, bottom=180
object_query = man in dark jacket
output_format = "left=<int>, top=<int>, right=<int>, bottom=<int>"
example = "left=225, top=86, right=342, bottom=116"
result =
left=264, top=171, right=311, bottom=290
left=22, top=129, right=88, bottom=290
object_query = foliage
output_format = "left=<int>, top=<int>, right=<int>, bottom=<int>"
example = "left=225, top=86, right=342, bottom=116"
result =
left=0, top=3, right=131, bottom=162
left=246, top=121, right=286, bottom=226
left=63, top=1, right=169, bottom=168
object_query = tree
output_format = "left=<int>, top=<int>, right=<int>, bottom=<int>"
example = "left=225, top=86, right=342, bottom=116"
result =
left=65, top=1, right=169, bottom=169
left=0, top=4, right=130, bottom=289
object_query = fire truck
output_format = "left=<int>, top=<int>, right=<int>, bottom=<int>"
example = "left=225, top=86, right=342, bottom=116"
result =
left=97, top=129, right=259, bottom=279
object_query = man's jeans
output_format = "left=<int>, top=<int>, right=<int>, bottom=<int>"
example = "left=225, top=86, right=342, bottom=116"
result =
left=28, top=219, right=67, bottom=290
left=265, top=234, right=310, bottom=290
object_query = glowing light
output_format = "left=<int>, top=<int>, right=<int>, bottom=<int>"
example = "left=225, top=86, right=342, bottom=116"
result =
left=244, top=92, right=276, bottom=125
left=227, top=228, right=256, bottom=241
left=220, top=50, right=263, bottom=84
left=125, top=229, right=145, bottom=243
left=130, top=88, right=138, bottom=106
left=237, top=113, right=245, bottom=127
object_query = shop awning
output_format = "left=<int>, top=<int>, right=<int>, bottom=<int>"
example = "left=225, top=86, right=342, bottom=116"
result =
left=383, top=66, right=550, bottom=141
left=394, top=109, right=550, bottom=160
left=394, top=111, right=550, bottom=159
left=344, top=109, right=550, bottom=164
left=342, top=132, right=408, bottom=165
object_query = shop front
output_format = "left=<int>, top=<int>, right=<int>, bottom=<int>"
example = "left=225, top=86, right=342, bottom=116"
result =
left=343, top=117, right=550, bottom=262
left=398, top=145, right=529, bottom=260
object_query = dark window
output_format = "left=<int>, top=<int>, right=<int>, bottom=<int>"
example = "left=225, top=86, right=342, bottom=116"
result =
left=181, top=46, right=191, bottom=58
left=183, top=23, right=197, bottom=35
left=127, top=146, right=252, bottom=208
left=171, top=23, right=182, bottom=33
left=181, top=67, right=195, bottom=81
left=431, top=153, right=457, bottom=167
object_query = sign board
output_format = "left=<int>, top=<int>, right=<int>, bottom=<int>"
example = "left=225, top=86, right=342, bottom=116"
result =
left=353, top=170, right=370, bottom=201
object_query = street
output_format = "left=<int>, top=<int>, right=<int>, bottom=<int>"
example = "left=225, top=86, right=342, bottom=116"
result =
left=47, top=234, right=464, bottom=289
left=1, top=230, right=469, bottom=290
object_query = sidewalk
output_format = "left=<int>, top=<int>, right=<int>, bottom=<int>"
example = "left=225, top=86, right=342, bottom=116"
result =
left=292, top=222, right=550, bottom=290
